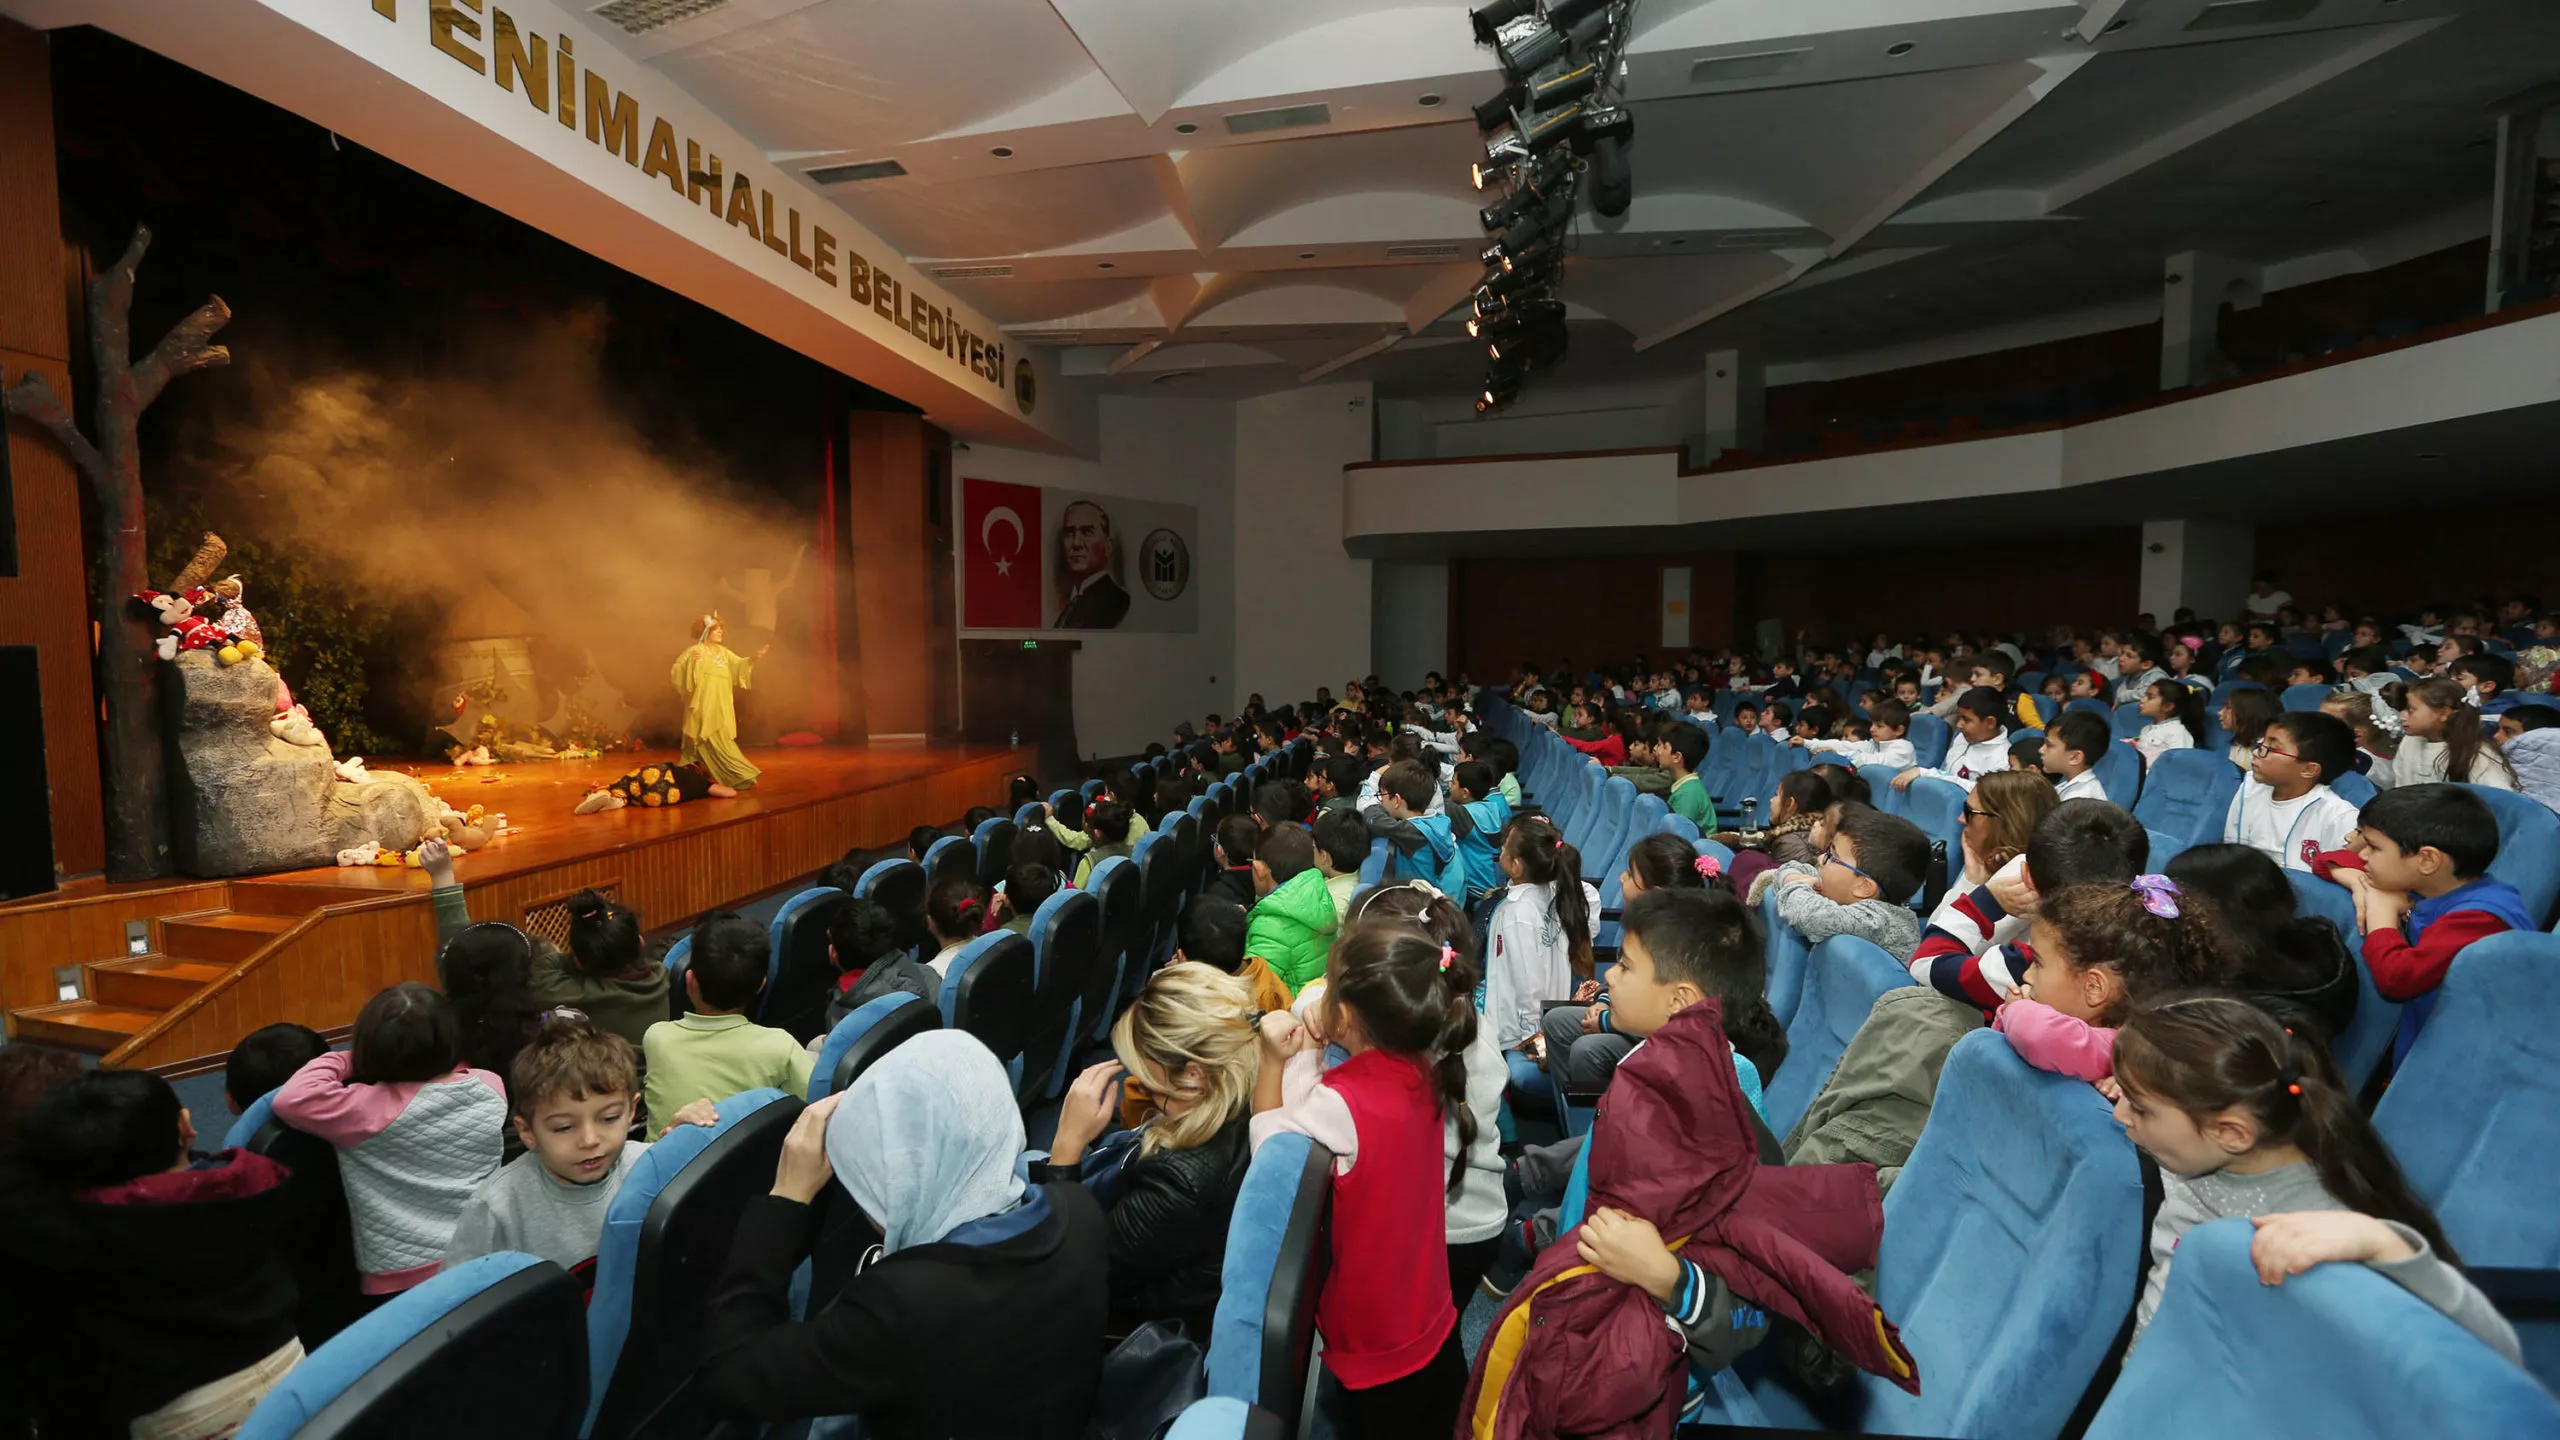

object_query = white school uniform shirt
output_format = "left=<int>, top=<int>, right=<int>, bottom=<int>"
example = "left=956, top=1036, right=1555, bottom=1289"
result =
left=1483, top=879, right=1600, bottom=1050
left=2221, top=779, right=2361, bottom=873
left=2244, top=589, right=2293, bottom=619
left=1805, top=736, right=1917, bottom=770
left=2362, top=749, right=2398, bottom=791
left=2393, top=736, right=2518, bottom=792
left=2134, top=720, right=2195, bottom=767
left=1921, top=729, right=2012, bottom=791
left=2054, top=768, right=2107, bottom=803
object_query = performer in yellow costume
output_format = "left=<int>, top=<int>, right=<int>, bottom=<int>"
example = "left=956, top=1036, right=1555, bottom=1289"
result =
left=670, top=614, right=768, bottom=790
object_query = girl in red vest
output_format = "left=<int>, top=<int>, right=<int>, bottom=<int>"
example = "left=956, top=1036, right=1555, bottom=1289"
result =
left=1251, top=920, right=1476, bottom=1439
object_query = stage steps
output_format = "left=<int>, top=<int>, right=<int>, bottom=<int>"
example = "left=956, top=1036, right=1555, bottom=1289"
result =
left=7, top=905, right=298, bottom=1054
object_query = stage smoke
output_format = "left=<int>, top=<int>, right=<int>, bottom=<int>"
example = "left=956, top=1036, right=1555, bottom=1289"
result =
left=174, top=309, right=815, bottom=742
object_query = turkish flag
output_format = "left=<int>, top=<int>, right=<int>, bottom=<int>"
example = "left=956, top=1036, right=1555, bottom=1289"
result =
left=962, top=477, right=1043, bottom=629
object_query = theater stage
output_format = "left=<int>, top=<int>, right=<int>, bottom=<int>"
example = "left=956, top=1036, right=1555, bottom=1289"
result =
left=1, top=742, right=1035, bottom=1073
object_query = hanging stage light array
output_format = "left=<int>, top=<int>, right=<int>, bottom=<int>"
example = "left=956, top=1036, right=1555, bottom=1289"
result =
left=1461, top=0, right=1636, bottom=412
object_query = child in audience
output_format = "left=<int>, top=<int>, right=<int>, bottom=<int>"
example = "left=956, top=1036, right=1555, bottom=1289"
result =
left=1317, top=752, right=1365, bottom=811
left=1252, top=921, right=1476, bottom=1438
left=273, top=982, right=506, bottom=1296
left=1206, top=816, right=1261, bottom=908
left=1070, top=800, right=1138, bottom=886
left=701, top=1033, right=1112, bottom=1437
left=1758, top=701, right=1795, bottom=739
left=2220, top=688, right=2282, bottom=770
left=1314, top=808, right=1370, bottom=921
left=2111, top=995, right=2518, bottom=1362
left=905, top=825, right=941, bottom=865
left=2114, top=634, right=2169, bottom=705
left=1484, top=816, right=1599, bottom=1098
left=921, top=876, right=989, bottom=974
left=2449, top=654, right=2519, bottom=718
left=820, top=896, right=942, bottom=1034
left=1180, top=893, right=1290, bottom=1011
left=1663, top=721, right=1718, bottom=829
left=1, top=1069, right=303, bottom=1436
left=994, top=861, right=1059, bottom=936
left=2287, top=658, right=2335, bottom=689
left=1956, top=769, right=2060, bottom=892
left=1892, top=685, right=2010, bottom=791
left=225, top=1021, right=328, bottom=1114
left=2320, top=690, right=2397, bottom=789
left=2222, top=711, right=2362, bottom=874
left=2039, top=710, right=2113, bottom=802
left=1731, top=700, right=1761, bottom=733
left=1246, top=824, right=1340, bottom=996
left=2323, top=785, right=2531, bottom=1065
left=2134, top=679, right=2206, bottom=767
left=534, top=889, right=670, bottom=1052
left=1721, top=768, right=1832, bottom=899
left=1769, top=803, right=1932, bottom=962
left=444, top=1011, right=716, bottom=1274
left=1531, top=834, right=1722, bottom=1092
left=1994, top=878, right=2231, bottom=1086
left=643, top=913, right=814, bottom=1120
left=1800, top=698, right=1915, bottom=770
left=1913, top=797, right=2148, bottom=1008
left=2164, top=845, right=2359, bottom=1042
left=2393, top=678, right=2518, bottom=790
left=2497, top=704, right=2560, bottom=814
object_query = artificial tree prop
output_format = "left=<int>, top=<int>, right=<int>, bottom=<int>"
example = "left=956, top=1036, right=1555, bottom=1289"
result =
left=3, top=225, right=232, bottom=880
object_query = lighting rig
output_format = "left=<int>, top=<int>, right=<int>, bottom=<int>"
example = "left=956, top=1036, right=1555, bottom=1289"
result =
left=1464, top=0, right=1634, bottom=413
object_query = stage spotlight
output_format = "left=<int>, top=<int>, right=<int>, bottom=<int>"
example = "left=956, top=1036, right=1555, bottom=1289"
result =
left=1545, top=0, right=1611, bottom=27
left=1484, top=189, right=1572, bottom=259
left=1507, top=97, right=1585, bottom=155
left=1473, top=84, right=1524, bottom=131
left=1468, top=0, right=1538, bottom=46
left=1489, top=14, right=1566, bottom=78
left=1573, top=103, right=1633, bottom=154
left=1523, top=56, right=1600, bottom=110
left=1588, top=131, right=1631, bottom=217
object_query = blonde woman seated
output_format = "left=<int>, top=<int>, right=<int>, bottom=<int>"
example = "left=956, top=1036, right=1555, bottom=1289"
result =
left=1037, top=962, right=1259, bottom=1337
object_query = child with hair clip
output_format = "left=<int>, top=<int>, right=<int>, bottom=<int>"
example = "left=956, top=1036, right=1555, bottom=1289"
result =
left=2321, top=690, right=2398, bottom=790
left=1250, top=921, right=1478, bottom=1439
left=535, top=888, right=670, bottom=1052
left=922, top=876, right=991, bottom=976
left=272, top=983, right=508, bottom=1297
left=1482, top=817, right=1599, bottom=1110
left=2111, top=995, right=2520, bottom=1363
left=1994, top=878, right=2233, bottom=1089
left=2394, top=678, right=2519, bottom=790
left=2133, top=678, right=2206, bottom=768
left=1341, top=882, right=1508, bottom=1308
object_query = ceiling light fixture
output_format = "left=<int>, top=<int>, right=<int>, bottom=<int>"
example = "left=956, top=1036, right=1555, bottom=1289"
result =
left=989, top=145, right=1014, bottom=158
left=1886, top=41, right=1916, bottom=56
left=1174, top=121, right=1199, bottom=135
left=1096, top=261, right=1116, bottom=269
left=1419, top=93, right=1444, bottom=107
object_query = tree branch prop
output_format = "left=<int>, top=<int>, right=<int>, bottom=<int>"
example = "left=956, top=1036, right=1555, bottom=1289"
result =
left=1, top=369, right=105, bottom=479
left=132, top=296, right=234, bottom=411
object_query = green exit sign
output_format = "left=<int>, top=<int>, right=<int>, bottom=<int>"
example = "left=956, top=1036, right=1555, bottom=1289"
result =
left=1021, top=640, right=1039, bottom=650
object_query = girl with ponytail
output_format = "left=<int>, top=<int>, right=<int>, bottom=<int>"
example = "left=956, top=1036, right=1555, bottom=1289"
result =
left=1484, top=816, right=1599, bottom=1112
left=1347, top=882, right=1508, bottom=1306
left=1248, top=918, right=1474, bottom=1438
left=2395, top=677, right=2519, bottom=790
left=1995, top=875, right=2235, bottom=1087
left=922, top=876, right=989, bottom=976
left=2111, top=994, right=2518, bottom=1362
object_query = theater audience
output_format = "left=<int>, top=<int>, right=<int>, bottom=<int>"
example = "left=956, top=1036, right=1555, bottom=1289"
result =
left=1766, top=803, right=1932, bottom=962
left=2393, top=678, right=2518, bottom=790
left=534, top=889, right=670, bottom=1052
left=223, top=1022, right=328, bottom=1115
left=922, top=877, right=990, bottom=976
left=1037, top=962, right=1256, bottom=1338
left=701, top=1033, right=1109, bottom=1438
left=1993, top=878, right=2233, bottom=1087
left=2321, top=785, right=2531, bottom=1066
left=2222, top=711, right=2361, bottom=874
left=819, top=895, right=942, bottom=1033
left=272, top=982, right=506, bottom=1297
left=643, top=913, right=814, bottom=1121
left=1244, top=824, right=1339, bottom=997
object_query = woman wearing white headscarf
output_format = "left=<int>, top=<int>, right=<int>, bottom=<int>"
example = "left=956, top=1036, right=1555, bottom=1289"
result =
left=699, top=1031, right=1109, bottom=1439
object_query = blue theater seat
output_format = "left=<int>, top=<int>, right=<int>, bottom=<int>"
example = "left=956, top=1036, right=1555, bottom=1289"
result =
left=1023, top=887, right=1103, bottom=1100
left=2373, top=932, right=2560, bottom=1267
left=972, top=816, right=1018, bottom=889
left=1082, top=855, right=1145, bottom=1049
left=923, top=832, right=975, bottom=889
left=1695, top=1032, right=2143, bottom=1437
left=2085, top=1219, right=2560, bottom=1440
left=585, top=1088, right=802, bottom=1439
left=1763, top=936, right=1916, bottom=1138
left=1909, top=713, right=1951, bottom=769
left=2282, top=682, right=2333, bottom=712
left=1166, top=1397, right=1287, bottom=1440
left=2282, top=873, right=2398, bottom=1090
left=2466, top=784, right=2560, bottom=926
left=1205, top=1131, right=1332, bottom=1439
left=237, top=1252, right=586, bottom=1440
left=1135, top=828, right=1187, bottom=978
left=2109, top=702, right=2145, bottom=741
left=1902, top=776, right=1967, bottom=894
left=759, top=886, right=849, bottom=1043
left=661, top=933, right=693, bottom=1014
left=2330, top=769, right=2378, bottom=807
left=2132, top=750, right=2242, bottom=855
left=1760, top=886, right=1815, bottom=1029
left=2091, top=739, right=2141, bottom=808
left=1858, top=764, right=1906, bottom=817
left=855, top=858, right=931, bottom=956
left=807, top=990, right=941, bottom=1101
left=940, top=931, right=1036, bottom=1095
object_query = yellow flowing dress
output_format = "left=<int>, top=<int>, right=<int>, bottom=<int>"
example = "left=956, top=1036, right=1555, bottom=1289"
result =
left=671, top=642, right=760, bottom=789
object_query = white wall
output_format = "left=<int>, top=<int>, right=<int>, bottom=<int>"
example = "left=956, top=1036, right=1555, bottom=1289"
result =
left=1233, top=384, right=1375, bottom=707
left=1371, top=562, right=1448, bottom=690
left=958, top=394, right=1235, bottom=759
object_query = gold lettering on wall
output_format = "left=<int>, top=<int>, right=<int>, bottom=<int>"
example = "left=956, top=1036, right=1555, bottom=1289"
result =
left=846, top=253, right=872, bottom=306
left=641, top=118, right=682, bottom=194
left=372, top=0, right=398, bottom=18
left=757, top=190, right=788, bottom=257
left=725, top=174, right=761, bottom=240
left=491, top=10, right=547, bottom=112
left=813, top=227, right=838, bottom=286
left=686, top=142, right=722, bottom=211
left=584, top=71, right=639, bottom=164
left=555, top=37, right=576, bottom=128
left=787, top=209, right=812, bottom=271
left=429, top=0, right=485, bottom=73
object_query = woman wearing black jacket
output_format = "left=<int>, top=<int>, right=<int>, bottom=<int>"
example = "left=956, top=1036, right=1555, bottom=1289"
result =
left=700, top=1032, right=1109, bottom=1440
left=1039, top=961, right=1259, bottom=1339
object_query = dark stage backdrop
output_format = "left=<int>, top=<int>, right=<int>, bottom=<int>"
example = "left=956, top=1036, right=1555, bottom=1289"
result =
left=49, top=29, right=917, bottom=752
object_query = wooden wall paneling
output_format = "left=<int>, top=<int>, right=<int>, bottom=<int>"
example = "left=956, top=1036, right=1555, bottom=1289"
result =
left=0, top=881, right=228, bottom=1010
left=846, top=413, right=931, bottom=736
left=0, top=22, right=66, bottom=362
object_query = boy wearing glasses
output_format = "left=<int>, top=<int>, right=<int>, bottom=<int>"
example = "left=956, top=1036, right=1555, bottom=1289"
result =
left=1768, top=804, right=1933, bottom=963
left=2221, top=710, right=2362, bottom=874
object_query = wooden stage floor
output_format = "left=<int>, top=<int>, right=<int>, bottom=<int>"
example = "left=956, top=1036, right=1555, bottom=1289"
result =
left=2, top=741, right=1034, bottom=1070
left=241, top=742, right=1032, bottom=898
